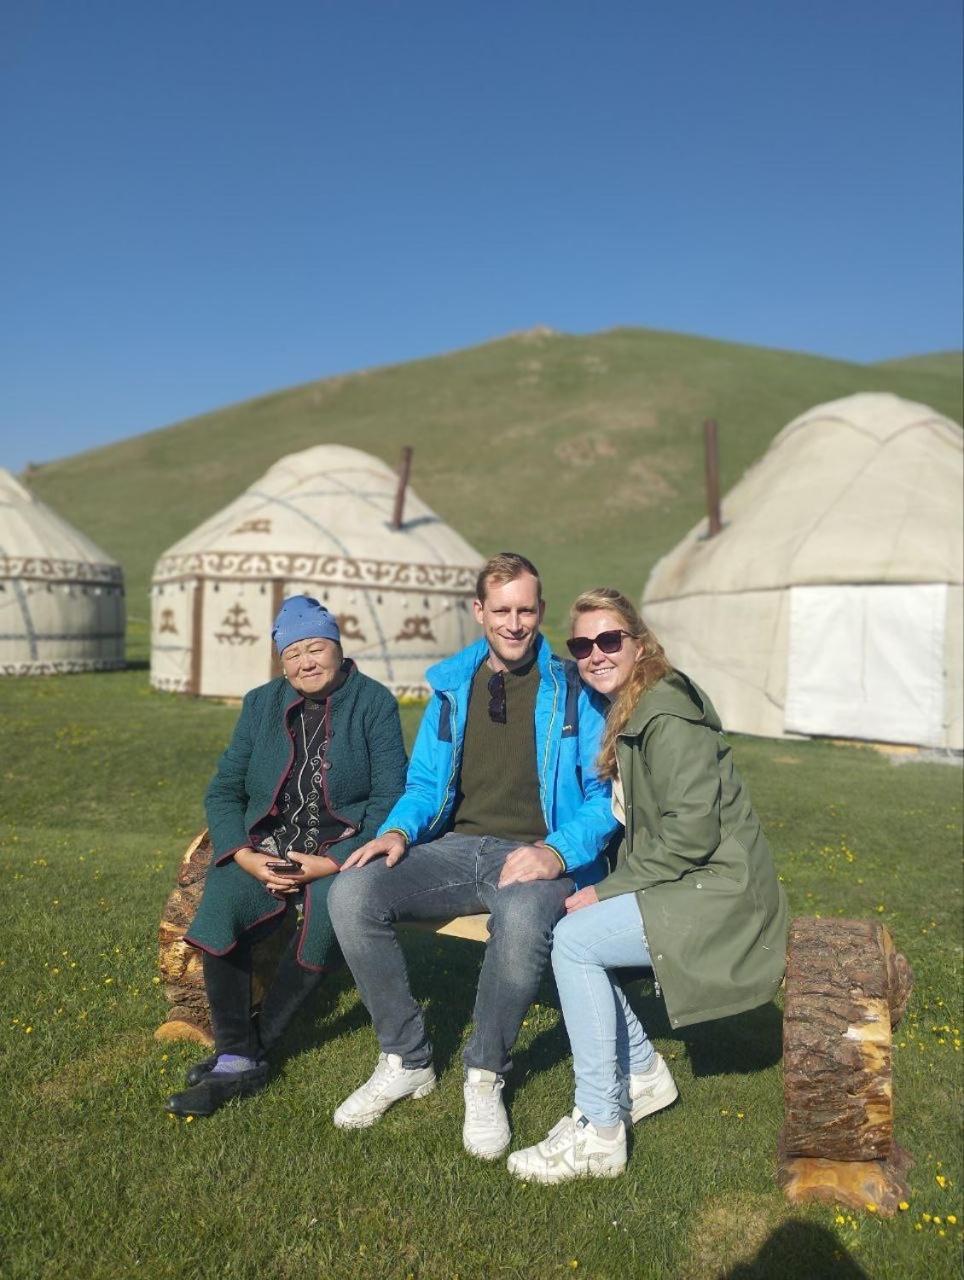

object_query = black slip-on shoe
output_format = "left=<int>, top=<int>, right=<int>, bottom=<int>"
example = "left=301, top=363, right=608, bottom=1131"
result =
left=184, top=1055, right=219, bottom=1087
left=164, top=1064, right=269, bottom=1117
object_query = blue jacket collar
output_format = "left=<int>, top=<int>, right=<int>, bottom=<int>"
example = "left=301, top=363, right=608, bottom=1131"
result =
left=425, top=633, right=559, bottom=692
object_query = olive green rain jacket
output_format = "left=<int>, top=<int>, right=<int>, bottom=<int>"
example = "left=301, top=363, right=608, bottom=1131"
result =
left=595, top=670, right=788, bottom=1029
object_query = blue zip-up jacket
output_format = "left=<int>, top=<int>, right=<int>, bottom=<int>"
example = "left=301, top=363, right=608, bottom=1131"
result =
left=376, top=635, right=619, bottom=888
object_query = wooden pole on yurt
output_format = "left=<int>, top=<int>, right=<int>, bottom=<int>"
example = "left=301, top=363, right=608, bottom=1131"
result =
left=392, top=446, right=414, bottom=529
left=703, top=418, right=722, bottom=537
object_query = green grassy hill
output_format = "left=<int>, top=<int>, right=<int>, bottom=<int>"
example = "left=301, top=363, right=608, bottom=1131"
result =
left=24, top=327, right=964, bottom=651
left=875, top=350, right=964, bottom=378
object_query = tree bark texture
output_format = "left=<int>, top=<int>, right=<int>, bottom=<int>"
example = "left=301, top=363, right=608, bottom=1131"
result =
left=155, top=830, right=294, bottom=1045
left=782, top=916, right=913, bottom=1162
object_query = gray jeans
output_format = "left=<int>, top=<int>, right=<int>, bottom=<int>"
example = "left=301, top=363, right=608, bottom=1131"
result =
left=327, top=833, right=573, bottom=1075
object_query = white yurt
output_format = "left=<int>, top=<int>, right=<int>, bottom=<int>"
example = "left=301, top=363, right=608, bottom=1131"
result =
left=0, top=469, right=125, bottom=675
left=642, top=393, right=963, bottom=749
left=150, top=445, right=484, bottom=698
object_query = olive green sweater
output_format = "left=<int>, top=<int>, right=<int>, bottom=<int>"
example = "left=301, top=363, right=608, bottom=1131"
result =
left=451, top=660, right=547, bottom=844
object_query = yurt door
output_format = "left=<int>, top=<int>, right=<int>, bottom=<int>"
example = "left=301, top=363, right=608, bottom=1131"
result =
left=198, top=580, right=274, bottom=698
left=784, top=584, right=947, bottom=747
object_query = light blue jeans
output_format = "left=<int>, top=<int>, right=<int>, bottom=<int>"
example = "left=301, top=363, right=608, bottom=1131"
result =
left=551, top=892, right=656, bottom=1127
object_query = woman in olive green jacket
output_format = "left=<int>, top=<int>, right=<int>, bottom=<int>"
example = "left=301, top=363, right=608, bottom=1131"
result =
left=507, top=587, right=787, bottom=1184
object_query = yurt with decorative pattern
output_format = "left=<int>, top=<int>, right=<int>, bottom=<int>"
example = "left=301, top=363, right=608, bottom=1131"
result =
left=0, top=469, right=125, bottom=675
left=150, top=445, right=484, bottom=698
left=642, top=393, right=963, bottom=749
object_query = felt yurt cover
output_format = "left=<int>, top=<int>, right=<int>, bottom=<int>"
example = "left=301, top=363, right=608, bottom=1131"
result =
left=0, top=469, right=125, bottom=675
left=150, top=445, right=484, bottom=698
left=642, top=393, right=963, bottom=749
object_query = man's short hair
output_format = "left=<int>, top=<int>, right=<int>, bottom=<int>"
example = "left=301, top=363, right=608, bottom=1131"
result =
left=475, top=552, right=543, bottom=603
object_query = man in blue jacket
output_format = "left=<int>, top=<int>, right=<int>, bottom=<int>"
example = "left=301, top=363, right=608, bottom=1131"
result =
left=328, top=552, right=618, bottom=1159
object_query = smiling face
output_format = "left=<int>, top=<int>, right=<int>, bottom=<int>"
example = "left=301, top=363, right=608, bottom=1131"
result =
left=570, top=608, right=643, bottom=701
left=281, top=637, right=345, bottom=698
left=473, top=572, right=545, bottom=672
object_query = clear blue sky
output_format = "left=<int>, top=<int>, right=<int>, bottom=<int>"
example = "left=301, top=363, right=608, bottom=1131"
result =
left=2, top=0, right=961, bottom=471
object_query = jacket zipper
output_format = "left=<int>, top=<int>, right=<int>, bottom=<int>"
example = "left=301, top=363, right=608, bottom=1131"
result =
left=427, top=691, right=459, bottom=835
left=537, top=668, right=561, bottom=824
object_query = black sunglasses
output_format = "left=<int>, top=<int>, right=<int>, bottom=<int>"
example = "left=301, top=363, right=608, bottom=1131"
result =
left=487, top=671, right=506, bottom=723
left=566, top=629, right=634, bottom=660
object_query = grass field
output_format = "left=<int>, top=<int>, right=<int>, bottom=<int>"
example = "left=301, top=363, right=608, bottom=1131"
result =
left=1, top=667, right=961, bottom=1280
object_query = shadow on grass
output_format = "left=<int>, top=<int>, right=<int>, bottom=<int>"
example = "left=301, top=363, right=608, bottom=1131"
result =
left=277, top=939, right=784, bottom=1092
left=512, top=968, right=784, bottom=1083
left=617, top=970, right=783, bottom=1077
left=280, top=934, right=487, bottom=1076
left=270, top=967, right=373, bottom=1063
left=681, top=1001, right=784, bottom=1077
left=722, top=1220, right=869, bottom=1279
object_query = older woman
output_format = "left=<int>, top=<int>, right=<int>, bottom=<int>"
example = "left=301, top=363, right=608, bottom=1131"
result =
left=165, top=595, right=407, bottom=1118
left=507, top=587, right=787, bottom=1182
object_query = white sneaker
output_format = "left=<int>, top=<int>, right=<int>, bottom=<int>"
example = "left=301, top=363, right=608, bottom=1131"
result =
left=462, top=1068, right=511, bottom=1159
left=507, top=1110, right=627, bottom=1183
left=332, top=1053, right=436, bottom=1129
left=623, top=1052, right=678, bottom=1124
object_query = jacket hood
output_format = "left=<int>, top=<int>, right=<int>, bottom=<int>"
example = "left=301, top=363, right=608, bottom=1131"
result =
left=425, top=633, right=558, bottom=692
left=621, top=669, right=721, bottom=737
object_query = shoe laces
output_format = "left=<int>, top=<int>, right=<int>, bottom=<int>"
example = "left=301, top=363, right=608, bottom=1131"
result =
left=357, top=1053, right=403, bottom=1100
left=464, top=1076, right=504, bottom=1124
left=539, top=1115, right=578, bottom=1154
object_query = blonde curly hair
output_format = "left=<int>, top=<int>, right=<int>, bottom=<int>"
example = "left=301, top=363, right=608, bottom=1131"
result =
left=569, top=586, right=672, bottom=780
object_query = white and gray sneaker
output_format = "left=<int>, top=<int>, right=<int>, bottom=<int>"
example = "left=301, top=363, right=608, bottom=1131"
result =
left=462, top=1068, right=511, bottom=1159
left=507, top=1110, right=627, bottom=1183
left=623, top=1052, right=678, bottom=1124
left=332, top=1053, right=436, bottom=1129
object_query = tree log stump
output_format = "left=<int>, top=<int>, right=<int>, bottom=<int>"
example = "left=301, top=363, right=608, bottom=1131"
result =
left=155, top=830, right=294, bottom=1046
left=778, top=916, right=914, bottom=1215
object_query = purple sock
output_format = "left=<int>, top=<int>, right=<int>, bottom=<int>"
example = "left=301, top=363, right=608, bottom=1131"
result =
left=209, top=1054, right=259, bottom=1075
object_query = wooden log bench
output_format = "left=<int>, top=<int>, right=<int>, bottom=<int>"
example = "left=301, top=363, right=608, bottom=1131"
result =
left=156, top=830, right=490, bottom=1046
left=777, top=916, right=914, bottom=1216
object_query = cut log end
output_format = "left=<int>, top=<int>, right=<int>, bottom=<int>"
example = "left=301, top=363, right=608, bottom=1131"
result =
left=154, top=1019, right=214, bottom=1048
left=777, top=1134, right=914, bottom=1216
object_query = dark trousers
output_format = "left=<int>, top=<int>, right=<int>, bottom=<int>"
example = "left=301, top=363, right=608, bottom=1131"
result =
left=202, top=915, right=325, bottom=1058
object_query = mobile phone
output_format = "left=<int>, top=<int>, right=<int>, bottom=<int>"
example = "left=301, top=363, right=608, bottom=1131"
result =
left=266, top=861, right=302, bottom=876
